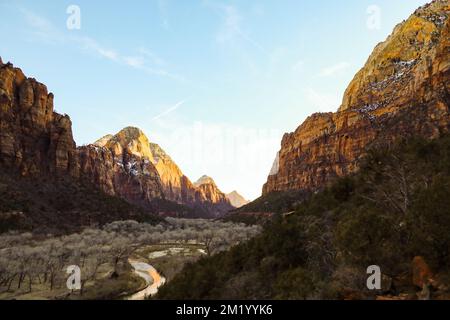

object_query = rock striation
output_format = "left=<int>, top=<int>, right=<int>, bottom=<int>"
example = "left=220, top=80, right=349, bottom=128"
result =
left=263, top=0, right=450, bottom=195
left=0, top=60, right=79, bottom=177
left=194, top=175, right=234, bottom=216
left=226, top=191, right=250, bottom=208
left=82, top=130, right=234, bottom=216
left=78, top=127, right=164, bottom=207
left=149, top=142, right=197, bottom=204
left=0, top=60, right=233, bottom=217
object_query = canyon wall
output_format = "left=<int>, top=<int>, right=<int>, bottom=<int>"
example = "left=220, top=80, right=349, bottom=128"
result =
left=194, top=175, right=234, bottom=216
left=78, top=128, right=164, bottom=207
left=0, top=61, right=79, bottom=177
left=0, top=61, right=232, bottom=217
left=80, top=129, right=234, bottom=216
left=263, top=0, right=450, bottom=195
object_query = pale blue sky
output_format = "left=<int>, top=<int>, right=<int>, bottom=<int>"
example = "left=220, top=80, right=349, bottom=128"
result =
left=0, top=0, right=428, bottom=200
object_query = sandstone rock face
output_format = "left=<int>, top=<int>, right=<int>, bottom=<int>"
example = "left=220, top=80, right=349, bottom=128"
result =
left=194, top=175, right=234, bottom=216
left=149, top=142, right=197, bottom=204
left=263, top=1, right=450, bottom=195
left=194, top=175, right=225, bottom=204
left=412, top=256, right=434, bottom=288
left=85, top=129, right=233, bottom=216
left=0, top=60, right=233, bottom=217
left=78, top=127, right=164, bottom=207
left=93, top=134, right=113, bottom=148
left=0, top=61, right=79, bottom=177
left=226, top=191, right=250, bottom=208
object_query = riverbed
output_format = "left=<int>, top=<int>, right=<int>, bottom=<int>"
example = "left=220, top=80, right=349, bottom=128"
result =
left=127, top=260, right=166, bottom=300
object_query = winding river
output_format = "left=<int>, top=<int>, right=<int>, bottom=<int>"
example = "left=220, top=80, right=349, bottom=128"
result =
left=127, top=260, right=166, bottom=300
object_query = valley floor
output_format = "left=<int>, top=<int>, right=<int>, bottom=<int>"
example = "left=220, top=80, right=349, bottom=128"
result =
left=0, top=219, right=260, bottom=300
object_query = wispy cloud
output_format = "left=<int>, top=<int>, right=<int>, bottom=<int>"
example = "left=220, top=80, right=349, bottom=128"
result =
left=122, top=53, right=183, bottom=81
left=22, top=8, right=52, bottom=30
left=20, top=9, right=121, bottom=64
left=318, top=61, right=351, bottom=77
left=151, top=100, right=187, bottom=121
left=19, top=7, right=183, bottom=81
left=138, top=48, right=166, bottom=66
left=76, top=36, right=119, bottom=62
left=204, top=1, right=266, bottom=55
left=123, top=56, right=145, bottom=68
left=21, top=7, right=63, bottom=44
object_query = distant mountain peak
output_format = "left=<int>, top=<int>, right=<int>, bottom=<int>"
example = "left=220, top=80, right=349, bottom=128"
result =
left=149, top=142, right=173, bottom=163
left=119, top=126, right=145, bottom=137
left=194, top=175, right=216, bottom=187
left=101, top=126, right=154, bottom=161
left=88, top=129, right=233, bottom=216
left=226, top=191, right=249, bottom=208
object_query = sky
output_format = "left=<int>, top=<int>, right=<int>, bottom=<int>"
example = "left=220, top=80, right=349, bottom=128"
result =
left=0, top=0, right=429, bottom=200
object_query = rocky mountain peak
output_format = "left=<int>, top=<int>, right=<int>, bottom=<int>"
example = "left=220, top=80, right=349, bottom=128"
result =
left=118, top=126, right=145, bottom=139
left=149, top=143, right=173, bottom=164
left=263, top=0, right=450, bottom=195
left=82, top=127, right=235, bottom=216
left=340, top=0, right=449, bottom=113
left=147, top=142, right=193, bottom=204
left=104, top=127, right=154, bottom=162
left=194, top=175, right=216, bottom=187
left=1, top=59, right=235, bottom=218
left=194, top=175, right=234, bottom=214
left=226, top=191, right=249, bottom=208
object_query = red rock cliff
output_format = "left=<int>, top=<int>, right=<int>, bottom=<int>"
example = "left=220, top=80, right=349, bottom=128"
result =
left=0, top=62, right=231, bottom=216
left=0, top=61, right=164, bottom=209
left=0, top=61, right=79, bottom=177
left=78, top=127, right=164, bottom=207
left=194, top=175, right=234, bottom=216
left=263, top=0, right=450, bottom=195
left=82, top=129, right=234, bottom=216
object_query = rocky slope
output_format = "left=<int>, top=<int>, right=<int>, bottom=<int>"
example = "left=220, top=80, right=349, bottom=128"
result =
left=149, top=145, right=233, bottom=216
left=149, top=142, right=197, bottom=204
left=84, top=130, right=233, bottom=216
left=194, top=175, right=235, bottom=216
left=0, top=60, right=164, bottom=231
left=0, top=59, right=232, bottom=218
left=78, top=127, right=164, bottom=208
left=158, top=134, right=450, bottom=300
left=226, top=191, right=249, bottom=208
left=263, top=0, right=450, bottom=195
left=0, top=60, right=79, bottom=177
